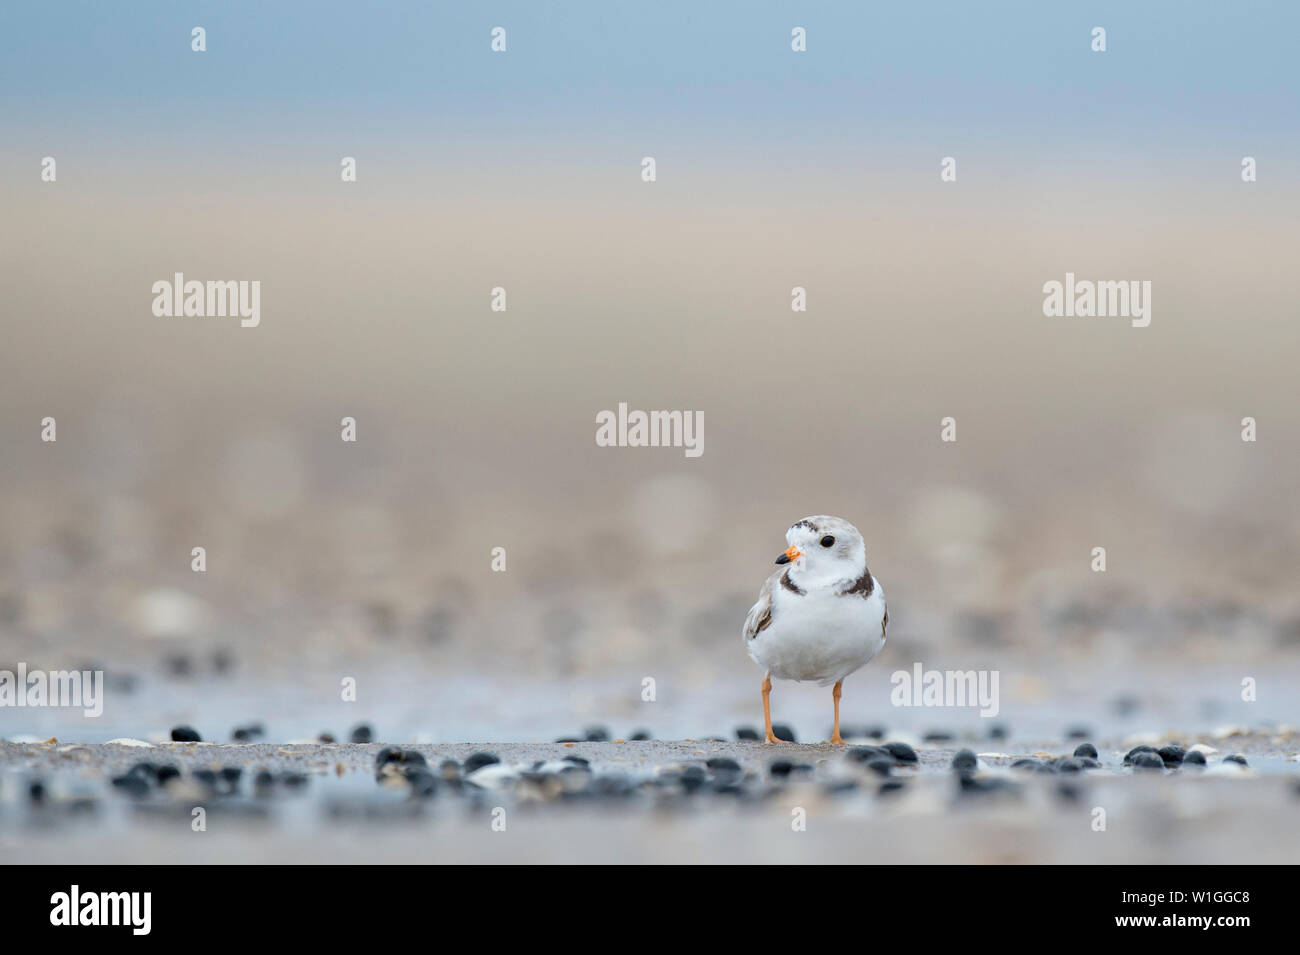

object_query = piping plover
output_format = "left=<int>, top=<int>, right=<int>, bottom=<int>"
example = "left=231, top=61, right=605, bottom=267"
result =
left=743, top=515, right=887, bottom=744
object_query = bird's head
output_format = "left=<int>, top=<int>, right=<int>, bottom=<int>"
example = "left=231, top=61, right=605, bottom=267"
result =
left=775, top=515, right=867, bottom=584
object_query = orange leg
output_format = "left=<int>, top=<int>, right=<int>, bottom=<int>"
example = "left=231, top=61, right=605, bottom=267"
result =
left=829, top=681, right=846, bottom=744
left=762, top=674, right=785, bottom=743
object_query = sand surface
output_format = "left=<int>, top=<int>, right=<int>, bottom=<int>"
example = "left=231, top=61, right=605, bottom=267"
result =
left=4, top=737, right=1298, bottom=864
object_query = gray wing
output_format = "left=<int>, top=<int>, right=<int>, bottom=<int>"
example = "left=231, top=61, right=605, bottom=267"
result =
left=742, top=570, right=779, bottom=643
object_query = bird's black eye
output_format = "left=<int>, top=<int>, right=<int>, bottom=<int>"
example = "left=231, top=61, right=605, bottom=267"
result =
left=820, top=535, right=835, bottom=548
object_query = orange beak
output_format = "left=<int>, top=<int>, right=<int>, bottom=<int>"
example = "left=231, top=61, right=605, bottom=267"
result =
left=775, top=545, right=802, bottom=565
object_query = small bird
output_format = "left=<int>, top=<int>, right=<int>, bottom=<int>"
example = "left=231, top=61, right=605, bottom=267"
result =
left=743, top=516, right=887, bottom=744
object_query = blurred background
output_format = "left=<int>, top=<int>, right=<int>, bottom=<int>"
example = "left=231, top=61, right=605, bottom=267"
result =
left=3, top=1, right=1299, bottom=744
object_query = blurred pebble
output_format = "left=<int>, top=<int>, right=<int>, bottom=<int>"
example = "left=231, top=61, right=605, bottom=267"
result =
left=110, top=774, right=150, bottom=798
left=583, top=726, right=611, bottom=742
left=232, top=723, right=265, bottom=742
left=318, top=732, right=336, bottom=743
left=923, top=730, right=954, bottom=742
left=349, top=724, right=373, bottom=744
left=847, top=745, right=891, bottom=763
left=1183, top=750, right=1207, bottom=767
left=1064, top=725, right=1091, bottom=740
left=1123, top=745, right=1157, bottom=765
left=735, top=727, right=760, bottom=741
left=1223, top=754, right=1248, bottom=766
left=1157, top=745, right=1185, bottom=766
left=706, top=757, right=742, bottom=776
left=771, top=723, right=797, bottom=743
left=628, top=730, right=652, bottom=741
left=1073, top=742, right=1099, bottom=759
left=768, top=760, right=814, bottom=780
left=951, top=749, right=978, bottom=773
left=170, top=726, right=201, bottom=742
left=958, top=775, right=1018, bottom=797
left=884, top=742, right=918, bottom=763
left=1131, top=752, right=1165, bottom=772
left=1112, top=695, right=1141, bottom=716
left=823, top=779, right=858, bottom=796
left=463, top=752, right=500, bottom=773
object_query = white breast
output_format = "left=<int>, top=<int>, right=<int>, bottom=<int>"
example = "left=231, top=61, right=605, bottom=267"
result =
left=746, top=579, right=886, bottom=686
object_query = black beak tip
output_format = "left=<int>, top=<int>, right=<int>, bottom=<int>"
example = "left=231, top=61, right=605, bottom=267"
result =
left=775, top=554, right=790, bottom=565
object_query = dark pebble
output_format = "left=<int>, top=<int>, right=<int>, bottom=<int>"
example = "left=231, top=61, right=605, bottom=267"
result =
left=959, top=775, right=1017, bottom=796
left=561, top=755, right=590, bottom=767
left=1183, top=750, right=1207, bottom=766
left=1073, top=742, right=1099, bottom=759
left=680, top=765, right=707, bottom=793
left=554, top=737, right=582, bottom=743
left=735, top=727, right=760, bottom=741
left=29, top=780, right=46, bottom=804
left=1130, top=752, right=1166, bottom=771
left=847, top=745, right=891, bottom=763
left=771, top=723, right=797, bottom=743
left=884, top=742, right=919, bottom=763
left=253, top=770, right=275, bottom=795
left=1158, top=745, right=1186, bottom=766
left=375, top=746, right=427, bottom=771
left=349, top=724, right=373, bottom=744
left=219, top=766, right=243, bottom=786
left=232, top=723, right=265, bottom=742
left=923, top=730, right=954, bottom=742
left=156, top=765, right=180, bottom=785
left=1054, top=757, right=1084, bottom=773
left=862, top=725, right=887, bottom=740
left=628, top=730, right=652, bottom=741
left=405, top=769, right=439, bottom=797
left=317, top=732, right=335, bottom=743
left=438, top=759, right=461, bottom=780
left=823, top=779, right=858, bottom=795
left=1064, top=725, right=1091, bottom=740
left=1123, top=745, right=1157, bottom=765
left=1077, top=757, right=1101, bottom=769
left=583, top=726, right=611, bottom=742
left=170, top=725, right=202, bottom=742
left=111, top=774, right=151, bottom=797
left=1223, top=754, right=1248, bottom=766
left=706, top=757, right=742, bottom=775
left=463, top=752, right=500, bottom=773
left=987, top=723, right=1009, bottom=741
left=768, top=759, right=794, bottom=778
left=878, top=779, right=907, bottom=796
left=864, top=758, right=894, bottom=777
left=1010, top=758, right=1044, bottom=772
left=951, top=749, right=978, bottom=772
left=280, top=772, right=308, bottom=788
